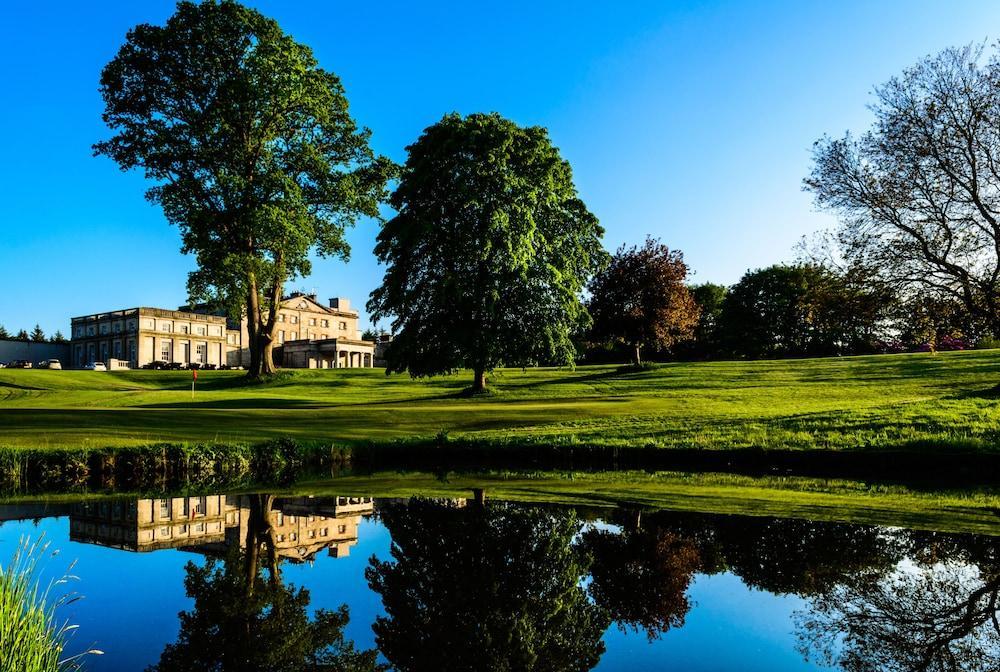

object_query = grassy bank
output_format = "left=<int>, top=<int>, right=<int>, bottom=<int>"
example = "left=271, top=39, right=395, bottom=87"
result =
left=1, top=350, right=999, bottom=454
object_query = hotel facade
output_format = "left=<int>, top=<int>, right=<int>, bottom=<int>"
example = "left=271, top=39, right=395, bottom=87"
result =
left=69, top=292, right=375, bottom=369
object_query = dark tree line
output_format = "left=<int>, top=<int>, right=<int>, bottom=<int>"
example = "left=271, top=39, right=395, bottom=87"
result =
left=582, top=255, right=993, bottom=363
left=0, top=324, right=66, bottom=343
left=363, top=498, right=1000, bottom=671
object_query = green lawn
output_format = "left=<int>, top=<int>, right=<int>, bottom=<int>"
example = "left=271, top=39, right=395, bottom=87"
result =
left=1, top=349, right=999, bottom=452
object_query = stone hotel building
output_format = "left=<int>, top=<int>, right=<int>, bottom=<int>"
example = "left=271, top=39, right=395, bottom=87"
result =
left=69, top=291, right=374, bottom=369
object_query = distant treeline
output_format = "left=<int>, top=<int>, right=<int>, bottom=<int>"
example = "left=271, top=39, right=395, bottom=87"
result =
left=579, top=256, right=998, bottom=365
left=0, top=324, right=66, bottom=344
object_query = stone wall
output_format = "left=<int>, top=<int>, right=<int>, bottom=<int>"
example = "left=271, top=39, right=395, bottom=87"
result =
left=0, top=339, right=70, bottom=364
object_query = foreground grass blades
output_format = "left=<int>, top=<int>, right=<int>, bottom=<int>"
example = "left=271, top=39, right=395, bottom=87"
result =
left=0, top=536, right=99, bottom=672
left=0, top=350, right=999, bottom=452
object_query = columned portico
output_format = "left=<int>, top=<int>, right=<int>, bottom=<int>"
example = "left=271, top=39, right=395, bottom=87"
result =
left=279, top=337, right=376, bottom=369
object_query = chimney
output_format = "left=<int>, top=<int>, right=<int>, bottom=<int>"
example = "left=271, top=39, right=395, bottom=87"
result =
left=329, top=297, right=351, bottom=311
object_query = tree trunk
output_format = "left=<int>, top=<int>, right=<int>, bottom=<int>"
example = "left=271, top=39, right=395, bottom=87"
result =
left=244, top=269, right=279, bottom=379
left=633, top=343, right=642, bottom=366
left=472, top=367, right=487, bottom=392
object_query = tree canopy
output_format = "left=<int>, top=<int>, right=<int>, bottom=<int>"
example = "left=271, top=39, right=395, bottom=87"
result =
left=586, top=237, right=699, bottom=365
left=368, top=112, right=607, bottom=391
left=95, top=0, right=392, bottom=378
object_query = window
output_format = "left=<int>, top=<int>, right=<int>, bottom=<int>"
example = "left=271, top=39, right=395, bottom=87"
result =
left=321, top=319, right=329, bottom=328
left=196, top=326, right=205, bottom=336
left=278, top=314, right=285, bottom=323
left=113, top=323, right=121, bottom=334
left=179, top=524, right=188, bottom=534
left=159, top=526, right=171, bottom=538
left=128, top=320, right=137, bottom=332
left=290, top=532, right=297, bottom=541
left=337, top=524, right=347, bottom=534
left=100, top=324, right=109, bottom=335
left=160, top=340, right=171, bottom=362
left=320, top=527, right=328, bottom=537
left=278, top=330, right=285, bottom=344
left=159, top=499, right=170, bottom=519
left=276, top=512, right=284, bottom=526
left=290, top=332, right=297, bottom=340
left=194, top=522, right=205, bottom=533
left=321, top=334, right=328, bottom=340
left=160, top=322, right=172, bottom=332
left=290, top=315, right=299, bottom=324
left=277, top=534, right=285, bottom=542
left=339, top=322, right=347, bottom=330
left=308, top=529, right=316, bottom=539
left=308, top=318, right=316, bottom=326
left=193, top=496, right=206, bottom=516
left=180, top=325, right=189, bottom=334
left=113, top=341, right=122, bottom=359
left=196, top=342, right=207, bottom=364
left=128, top=340, right=137, bottom=363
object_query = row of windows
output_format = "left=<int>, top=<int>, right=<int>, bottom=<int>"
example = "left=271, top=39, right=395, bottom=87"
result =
left=76, top=320, right=138, bottom=338
left=157, top=497, right=207, bottom=519
left=276, top=313, right=348, bottom=330
left=273, top=525, right=347, bottom=543
left=153, top=521, right=217, bottom=539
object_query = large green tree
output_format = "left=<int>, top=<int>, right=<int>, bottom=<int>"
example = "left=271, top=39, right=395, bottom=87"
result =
left=587, top=237, right=700, bottom=365
left=95, top=0, right=392, bottom=379
left=368, top=113, right=607, bottom=391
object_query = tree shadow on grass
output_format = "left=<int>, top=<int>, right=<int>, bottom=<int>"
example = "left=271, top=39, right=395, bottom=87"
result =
left=0, top=381, right=45, bottom=391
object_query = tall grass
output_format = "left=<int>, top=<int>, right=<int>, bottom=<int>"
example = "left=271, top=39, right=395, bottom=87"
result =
left=0, top=536, right=101, bottom=672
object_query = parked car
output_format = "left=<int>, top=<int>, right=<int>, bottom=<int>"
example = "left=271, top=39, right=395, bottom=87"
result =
left=8, top=360, right=32, bottom=369
left=0, top=362, right=6, bottom=368
left=166, top=361, right=187, bottom=370
left=37, top=359, right=62, bottom=370
left=84, top=362, right=108, bottom=371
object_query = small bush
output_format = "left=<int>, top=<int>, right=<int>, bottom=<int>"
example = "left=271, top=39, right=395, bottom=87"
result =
left=975, top=336, right=1000, bottom=350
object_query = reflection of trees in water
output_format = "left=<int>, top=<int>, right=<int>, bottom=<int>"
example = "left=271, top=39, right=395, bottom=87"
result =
left=586, top=510, right=1000, bottom=671
left=580, top=515, right=700, bottom=639
left=796, top=538, right=1000, bottom=672
left=149, top=494, right=381, bottom=672
left=366, top=499, right=610, bottom=672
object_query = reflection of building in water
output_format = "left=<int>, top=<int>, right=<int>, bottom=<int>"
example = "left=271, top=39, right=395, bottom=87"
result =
left=70, top=496, right=229, bottom=552
left=69, top=495, right=373, bottom=560
left=265, top=496, right=373, bottom=561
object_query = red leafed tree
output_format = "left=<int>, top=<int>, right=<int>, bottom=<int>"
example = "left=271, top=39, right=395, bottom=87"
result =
left=587, top=237, right=700, bottom=365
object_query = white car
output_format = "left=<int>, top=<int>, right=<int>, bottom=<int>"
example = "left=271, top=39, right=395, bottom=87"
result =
left=39, top=359, right=62, bottom=370
left=84, top=362, right=108, bottom=371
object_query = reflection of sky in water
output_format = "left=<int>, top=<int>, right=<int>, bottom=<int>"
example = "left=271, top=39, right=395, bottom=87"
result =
left=0, top=512, right=834, bottom=671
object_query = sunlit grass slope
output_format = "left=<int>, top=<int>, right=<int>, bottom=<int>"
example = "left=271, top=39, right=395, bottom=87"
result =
left=1, top=349, right=999, bottom=451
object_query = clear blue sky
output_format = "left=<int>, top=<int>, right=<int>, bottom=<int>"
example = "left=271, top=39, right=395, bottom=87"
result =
left=2, top=0, right=998, bottom=336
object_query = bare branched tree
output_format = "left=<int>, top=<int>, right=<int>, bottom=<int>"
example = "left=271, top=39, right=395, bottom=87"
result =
left=807, top=44, right=1000, bottom=335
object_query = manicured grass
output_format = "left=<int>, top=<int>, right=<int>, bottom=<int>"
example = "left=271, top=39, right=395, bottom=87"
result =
left=1, top=350, right=999, bottom=452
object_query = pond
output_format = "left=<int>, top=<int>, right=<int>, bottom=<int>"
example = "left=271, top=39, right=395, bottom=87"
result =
left=1, top=491, right=998, bottom=671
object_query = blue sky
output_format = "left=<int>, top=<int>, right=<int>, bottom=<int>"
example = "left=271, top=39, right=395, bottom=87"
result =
left=2, top=1, right=999, bottom=335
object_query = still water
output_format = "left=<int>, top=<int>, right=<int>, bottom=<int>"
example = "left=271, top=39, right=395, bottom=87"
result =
left=1, top=492, right=998, bottom=671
